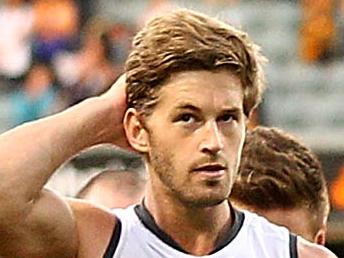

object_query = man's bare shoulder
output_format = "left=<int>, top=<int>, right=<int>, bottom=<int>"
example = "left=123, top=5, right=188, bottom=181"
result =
left=297, top=236, right=338, bottom=258
left=68, top=198, right=118, bottom=258
left=0, top=188, right=78, bottom=258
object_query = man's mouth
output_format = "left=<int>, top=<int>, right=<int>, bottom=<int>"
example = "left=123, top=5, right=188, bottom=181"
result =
left=192, top=164, right=227, bottom=177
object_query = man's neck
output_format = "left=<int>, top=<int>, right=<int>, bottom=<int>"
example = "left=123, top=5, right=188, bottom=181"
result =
left=144, top=184, right=232, bottom=255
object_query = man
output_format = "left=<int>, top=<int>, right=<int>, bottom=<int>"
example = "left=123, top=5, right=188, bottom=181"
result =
left=0, top=9, right=336, bottom=258
left=230, top=126, right=330, bottom=245
left=76, top=169, right=146, bottom=209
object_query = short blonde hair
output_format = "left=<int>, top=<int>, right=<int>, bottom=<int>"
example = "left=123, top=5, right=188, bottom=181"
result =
left=126, top=9, right=266, bottom=117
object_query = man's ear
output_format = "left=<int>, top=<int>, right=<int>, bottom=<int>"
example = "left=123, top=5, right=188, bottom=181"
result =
left=314, top=226, right=327, bottom=246
left=123, top=108, right=149, bottom=153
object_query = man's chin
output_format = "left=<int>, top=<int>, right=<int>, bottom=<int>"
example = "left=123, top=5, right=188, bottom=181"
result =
left=180, top=195, right=228, bottom=208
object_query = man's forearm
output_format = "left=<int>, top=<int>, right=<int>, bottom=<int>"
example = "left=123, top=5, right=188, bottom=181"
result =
left=0, top=96, right=119, bottom=208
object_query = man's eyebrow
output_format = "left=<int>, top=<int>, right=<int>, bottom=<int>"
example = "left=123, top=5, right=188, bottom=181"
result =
left=174, top=104, right=243, bottom=114
left=174, top=104, right=201, bottom=112
left=221, top=107, right=242, bottom=114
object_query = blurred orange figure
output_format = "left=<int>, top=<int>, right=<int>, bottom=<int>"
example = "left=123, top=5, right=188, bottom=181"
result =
left=330, top=165, right=344, bottom=210
left=299, top=0, right=335, bottom=63
left=32, top=0, right=79, bottom=61
left=33, top=0, right=78, bottom=40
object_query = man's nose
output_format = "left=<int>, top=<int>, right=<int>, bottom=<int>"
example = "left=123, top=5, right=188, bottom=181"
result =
left=199, top=121, right=224, bottom=155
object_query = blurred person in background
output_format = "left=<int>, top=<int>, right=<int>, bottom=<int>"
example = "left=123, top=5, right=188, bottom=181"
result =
left=230, top=126, right=330, bottom=245
left=54, top=18, right=118, bottom=106
left=0, top=0, right=33, bottom=84
left=32, top=0, right=79, bottom=63
left=299, top=0, right=336, bottom=63
left=330, top=164, right=344, bottom=210
left=108, top=22, right=135, bottom=69
left=76, top=169, right=146, bottom=209
left=9, top=62, right=58, bottom=126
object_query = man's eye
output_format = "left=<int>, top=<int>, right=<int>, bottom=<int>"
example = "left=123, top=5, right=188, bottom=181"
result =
left=219, top=114, right=235, bottom=122
left=179, top=114, right=195, bottom=123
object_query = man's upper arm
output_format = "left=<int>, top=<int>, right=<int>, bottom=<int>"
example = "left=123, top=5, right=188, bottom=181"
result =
left=0, top=188, right=78, bottom=258
left=68, top=199, right=118, bottom=258
left=297, top=236, right=338, bottom=258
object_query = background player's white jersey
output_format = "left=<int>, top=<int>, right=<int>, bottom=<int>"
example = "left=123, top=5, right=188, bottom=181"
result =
left=104, top=204, right=297, bottom=258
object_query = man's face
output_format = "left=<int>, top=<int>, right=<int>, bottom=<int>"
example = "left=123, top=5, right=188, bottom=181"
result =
left=144, top=69, right=246, bottom=208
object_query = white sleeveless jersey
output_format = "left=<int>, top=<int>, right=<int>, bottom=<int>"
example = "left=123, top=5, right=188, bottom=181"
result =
left=104, top=204, right=298, bottom=258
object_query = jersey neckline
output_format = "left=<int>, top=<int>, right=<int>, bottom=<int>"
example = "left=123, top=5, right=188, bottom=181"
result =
left=134, top=201, right=245, bottom=255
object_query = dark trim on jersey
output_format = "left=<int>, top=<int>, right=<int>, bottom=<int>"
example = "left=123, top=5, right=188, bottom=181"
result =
left=134, top=202, right=245, bottom=255
left=103, top=218, right=122, bottom=258
left=209, top=205, right=245, bottom=254
left=289, top=233, right=298, bottom=258
left=134, top=203, right=186, bottom=253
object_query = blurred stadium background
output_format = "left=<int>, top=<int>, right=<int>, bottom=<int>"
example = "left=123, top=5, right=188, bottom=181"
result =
left=0, top=0, right=343, bottom=255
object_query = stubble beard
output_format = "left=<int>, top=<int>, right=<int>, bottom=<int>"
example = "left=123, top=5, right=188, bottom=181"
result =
left=149, top=143, right=230, bottom=208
